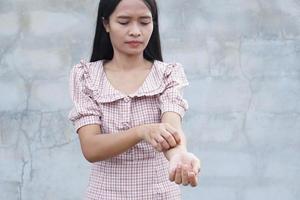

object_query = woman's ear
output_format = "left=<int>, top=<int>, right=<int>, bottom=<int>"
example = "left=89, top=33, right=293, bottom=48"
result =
left=102, top=17, right=110, bottom=33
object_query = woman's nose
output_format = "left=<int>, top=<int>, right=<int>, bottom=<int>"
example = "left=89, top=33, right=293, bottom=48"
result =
left=129, top=23, right=141, bottom=37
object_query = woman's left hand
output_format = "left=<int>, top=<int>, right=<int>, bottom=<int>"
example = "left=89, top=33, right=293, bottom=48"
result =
left=168, top=151, right=201, bottom=187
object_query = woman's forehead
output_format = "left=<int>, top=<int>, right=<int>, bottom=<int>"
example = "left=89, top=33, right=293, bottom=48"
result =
left=113, top=0, right=152, bottom=17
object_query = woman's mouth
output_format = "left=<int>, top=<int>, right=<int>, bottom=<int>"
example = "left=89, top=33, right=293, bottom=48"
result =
left=125, top=41, right=143, bottom=48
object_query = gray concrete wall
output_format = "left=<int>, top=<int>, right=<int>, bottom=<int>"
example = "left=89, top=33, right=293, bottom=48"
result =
left=0, top=0, right=299, bottom=199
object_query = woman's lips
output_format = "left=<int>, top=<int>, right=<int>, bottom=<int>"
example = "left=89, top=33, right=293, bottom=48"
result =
left=125, top=41, right=143, bottom=48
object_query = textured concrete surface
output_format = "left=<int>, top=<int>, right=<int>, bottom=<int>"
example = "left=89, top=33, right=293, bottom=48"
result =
left=0, top=0, right=299, bottom=199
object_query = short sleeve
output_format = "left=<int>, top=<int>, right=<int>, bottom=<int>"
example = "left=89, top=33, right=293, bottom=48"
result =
left=159, top=63, right=189, bottom=119
left=68, top=64, right=102, bottom=133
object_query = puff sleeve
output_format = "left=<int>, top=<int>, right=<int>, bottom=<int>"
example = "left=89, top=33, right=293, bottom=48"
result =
left=68, top=64, right=102, bottom=133
left=159, top=63, right=189, bottom=119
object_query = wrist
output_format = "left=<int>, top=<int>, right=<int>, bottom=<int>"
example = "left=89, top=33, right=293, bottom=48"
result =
left=164, top=144, right=187, bottom=160
left=134, top=124, right=147, bottom=140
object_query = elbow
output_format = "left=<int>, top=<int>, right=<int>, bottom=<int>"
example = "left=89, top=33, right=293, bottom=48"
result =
left=79, top=135, right=107, bottom=163
left=84, top=154, right=98, bottom=163
left=82, top=149, right=107, bottom=163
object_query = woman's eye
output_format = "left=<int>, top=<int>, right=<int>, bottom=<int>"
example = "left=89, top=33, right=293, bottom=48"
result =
left=117, top=20, right=151, bottom=25
left=118, top=21, right=129, bottom=25
left=140, top=21, right=151, bottom=25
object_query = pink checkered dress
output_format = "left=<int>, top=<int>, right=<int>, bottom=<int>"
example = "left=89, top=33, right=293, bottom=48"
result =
left=68, top=59, right=189, bottom=200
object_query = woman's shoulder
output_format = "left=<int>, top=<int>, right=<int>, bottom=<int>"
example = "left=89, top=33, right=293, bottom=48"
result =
left=71, top=58, right=104, bottom=75
left=154, top=60, right=186, bottom=77
left=70, top=58, right=105, bottom=83
left=69, top=58, right=105, bottom=93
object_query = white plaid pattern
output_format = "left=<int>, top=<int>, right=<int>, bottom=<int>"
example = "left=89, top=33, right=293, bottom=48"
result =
left=68, top=59, right=189, bottom=199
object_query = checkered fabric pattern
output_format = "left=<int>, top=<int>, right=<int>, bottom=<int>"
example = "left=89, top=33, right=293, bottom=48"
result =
left=68, top=59, right=189, bottom=200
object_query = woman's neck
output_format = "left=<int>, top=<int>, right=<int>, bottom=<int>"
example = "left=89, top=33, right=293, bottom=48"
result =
left=109, top=53, right=149, bottom=71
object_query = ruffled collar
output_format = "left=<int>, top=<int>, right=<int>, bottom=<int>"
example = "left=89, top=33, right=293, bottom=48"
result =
left=78, top=59, right=168, bottom=103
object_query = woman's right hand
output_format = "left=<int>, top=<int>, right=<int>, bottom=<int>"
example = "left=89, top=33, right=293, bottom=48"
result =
left=137, top=123, right=181, bottom=152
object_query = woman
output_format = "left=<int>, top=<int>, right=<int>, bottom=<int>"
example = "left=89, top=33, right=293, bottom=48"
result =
left=68, top=0, right=201, bottom=199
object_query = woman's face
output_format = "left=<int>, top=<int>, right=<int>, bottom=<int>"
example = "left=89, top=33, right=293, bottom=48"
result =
left=103, top=0, right=154, bottom=57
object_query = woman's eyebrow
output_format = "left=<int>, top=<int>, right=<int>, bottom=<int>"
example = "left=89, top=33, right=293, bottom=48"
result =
left=140, top=16, right=152, bottom=19
left=116, top=15, right=152, bottom=19
left=117, top=16, right=130, bottom=19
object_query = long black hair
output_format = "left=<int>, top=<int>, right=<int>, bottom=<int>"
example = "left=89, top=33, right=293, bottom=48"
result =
left=90, top=0, right=163, bottom=62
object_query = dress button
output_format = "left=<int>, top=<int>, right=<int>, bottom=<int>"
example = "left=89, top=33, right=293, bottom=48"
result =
left=124, top=96, right=131, bottom=103
left=121, top=122, right=130, bottom=128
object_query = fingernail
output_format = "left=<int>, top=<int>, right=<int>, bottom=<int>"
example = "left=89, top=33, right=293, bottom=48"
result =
left=188, top=172, right=194, bottom=176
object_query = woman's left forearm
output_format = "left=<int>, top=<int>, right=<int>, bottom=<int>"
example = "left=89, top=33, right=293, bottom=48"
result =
left=160, top=112, right=189, bottom=161
left=163, top=130, right=187, bottom=160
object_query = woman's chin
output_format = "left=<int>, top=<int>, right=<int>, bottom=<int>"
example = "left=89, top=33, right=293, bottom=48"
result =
left=123, top=49, right=145, bottom=57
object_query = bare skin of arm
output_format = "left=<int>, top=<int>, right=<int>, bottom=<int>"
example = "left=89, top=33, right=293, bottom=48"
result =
left=77, top=124, right=142, bottom=162
left=77, top=112, right=200, bottom=187
left=161, top=111, right=201, bottom=187
left=77, top=122, right=180, bottom=162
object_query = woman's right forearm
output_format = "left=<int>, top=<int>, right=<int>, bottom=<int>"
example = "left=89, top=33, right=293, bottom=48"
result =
left=81, top=126, right=144, bottom=162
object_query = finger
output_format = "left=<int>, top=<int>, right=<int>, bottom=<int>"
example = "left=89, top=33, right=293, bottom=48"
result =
left=169, top=167, right=176, bottom=182
left=165, top=125, right=181, bottom=144
left=173, top=131, right=181, bottom=145
left=191, top=158, right=201, bottom=175
left=156, top=143, right=163, bottom=152
left=161, top=130, right=177, bottom=148
left=154, top=134, right=164, bottom=143
left=150, top=139, right=158, bottom=149
left=155, top=135, right=170, bottom=150
left=181, top=164, right=189, bottom=186
left=151, top=139, right=162, bottom=152
left=160, top=140, right=170, bottom=150
left=174, top=164, right=182, bottom=184
left=188, top=172, right=198, bottom=187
